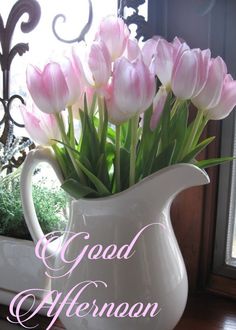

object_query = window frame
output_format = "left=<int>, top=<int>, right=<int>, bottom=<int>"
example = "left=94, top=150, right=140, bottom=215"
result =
left=212, top=111, right=236, bottom=278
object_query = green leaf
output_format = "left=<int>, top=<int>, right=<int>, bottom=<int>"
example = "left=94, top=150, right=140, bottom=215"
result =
left=100, top=104, right=108, bottom=153
left=159, top=92, right=172, bottom=151
left=181, top=136, right=215, bottom=163
left=136, top=106, right=158, bottom=179
left=52, top=144, right=76, bottom=179
left=124, top=119, right=132, bottom=150
left=96, top=153, right=111, bottom=189
left=120, top=147, right=130, bottom=191
left=76, top=158, right=110, bottom=195
left=89, top=93, right=97, bottom=118
left=196, top=157, right=235, bottom=169
left=80, top=104, right=100, bottom=167
left=151, top=140, right=176, bottom=172
left=170, top=101, right=189, bottom=162
left=54, top=139, right=110, bottom=195
left=61, top=179, right=99, bottom=199
left=120, top=121, right=128, bottom=145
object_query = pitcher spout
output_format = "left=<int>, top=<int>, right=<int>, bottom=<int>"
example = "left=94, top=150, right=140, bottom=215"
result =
left=124, top=163, right=210, bottom=209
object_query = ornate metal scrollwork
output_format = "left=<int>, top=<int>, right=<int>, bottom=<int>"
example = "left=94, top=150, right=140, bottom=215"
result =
left=52, top=0, right=93, bottom=43
left=118, top=0, right=151, bottom=41
left=0, top=0, right=41, bottom=173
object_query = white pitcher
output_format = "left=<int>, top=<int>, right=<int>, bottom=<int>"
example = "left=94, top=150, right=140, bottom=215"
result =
left=20, top=147, right=209, bottom=330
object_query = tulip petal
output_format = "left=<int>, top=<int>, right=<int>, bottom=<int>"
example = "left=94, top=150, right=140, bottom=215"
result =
left=207, top=75, right=236, bottom=120
left=96, top=16, right=130, bottom=61
left=88, top=40, right=111, bottom=88
left=106, top=57, right=155, bottom=124
left=126, top=38, right=141, bottom=61
left=154, top=39, right=174, bottom=86
left=141, top=37, right=160, bottom=67
left=20, top=103, right=60, bottom=145
left=26, top=62, right=69, bottom=114
left=192, top=56, right=227, bottom=110
left=150, top=87, right=168, bottom=131
left=172, top=49, right=198, bottom=99
left=26, top=65, right=52, bottom=113
left=192, top=48, right=211, bottom=97
left=61, top=56, right=83, bottom=106
left=42, top=62, right=69, bottom=112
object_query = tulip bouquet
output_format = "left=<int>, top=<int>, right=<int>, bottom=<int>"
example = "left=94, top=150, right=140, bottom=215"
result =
left=21, top=16, right=236, bottom=198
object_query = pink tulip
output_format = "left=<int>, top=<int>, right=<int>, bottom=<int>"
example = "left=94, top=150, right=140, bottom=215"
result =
left=26, top=63, right=69, bottom=114
left=192, top=49, right=211, bottom=97
left=88, top=40, right=111, bottom=88
left=153, top=38, right=189, bottom=88
left=171, top=49, right=199, bottom=99
left=20, top=103, right=60, bottom=145
left=71, top=45, right=88, bottom=86
left=150, top=87, right=168, bottom=131
left=142, top=37, right=160, bottom=67
left=106, top=57, right=156, bottom=124
left=61, top=55, right=84, bottom=107
left=125, top=38, right=141, bottom=61
left=205, top=74, right=236, bottom=120
left=72, top=85, right=95, bottom=117
left=171, top=48, right=210, bottom=100
left=95, top=16, right=130, bottom=61
left=192, top=56, right=227, bottom=110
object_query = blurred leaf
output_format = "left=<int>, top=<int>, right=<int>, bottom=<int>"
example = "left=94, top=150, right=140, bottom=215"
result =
left=181, top=136, right=215, bottom=163
left=61, top=179, right=99, bottom=199
left=159, top=93, right=172, bottom=151
left=76, top=157, right=110, bottom=195
left=120, top=147, right=130, bottom=190
left=171, top=101, right=189, bottom=162
left=196, top=157, right=235, bottom=169
left=152, top=140, right=176, bottom=172
left=124, top=119, right=132, bottom=150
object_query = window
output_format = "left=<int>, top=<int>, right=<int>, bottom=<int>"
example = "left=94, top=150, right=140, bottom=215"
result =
left=0, top=0, right=149, bottom=240
left=213, top=111, right=236, bottom=278
left=0, top=0, right=118, bottom=139
left=0, top=0, right=118, bottom=239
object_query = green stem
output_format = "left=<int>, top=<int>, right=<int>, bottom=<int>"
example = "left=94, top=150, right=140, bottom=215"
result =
left=68, top=106, right=75, bottom=149
left=55, top=113, right=86, bottom=184
left=89, top=93, right=97, bottom=118
left=171, top=98, right=180, bottom=118
left=129, top=114, right=139, bottom=187
left=181, top=109, right=203, bottom=159
left=98, top=97, right=104, bottom=140
left=115, top=124, right=121, bottom=192
left=193, top=115, right=209, bottom=146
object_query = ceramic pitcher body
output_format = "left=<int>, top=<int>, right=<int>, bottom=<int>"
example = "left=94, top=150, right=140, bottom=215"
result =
left=21, top=147, right=210, bottom=330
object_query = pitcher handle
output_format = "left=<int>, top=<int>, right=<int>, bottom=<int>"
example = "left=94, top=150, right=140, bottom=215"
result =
left=20, top=147, right=64, bottom=250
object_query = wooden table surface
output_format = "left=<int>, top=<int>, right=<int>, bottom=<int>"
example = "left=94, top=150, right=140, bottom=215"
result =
left=1, top=292, right=236, bottom=329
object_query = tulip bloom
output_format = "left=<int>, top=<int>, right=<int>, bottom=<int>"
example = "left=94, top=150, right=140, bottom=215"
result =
left=20, top=103, right=60, bottom=145
left=142, top=37, right=160, bottom=68
left=26, top=62, right=70, bottom=114
left=106, top=57, right=156, bottom=124
left=152, top=37, right=189, bottom=88
left=150, top=87, right=168, bottom=131
left=72, top=86, right=95, bottom=117
left=61, top=54, right=85, bottom=107
left=171, top=48, right=211, bottom=100
left=192, top=56, right=227, bottom=110
left=95, top=16, right=130, bottom=61
left=88, top=40, right=111, bottom=88
left=125, top=38, right=141, bottom=61
left=204, top=74, right=236, bottom=120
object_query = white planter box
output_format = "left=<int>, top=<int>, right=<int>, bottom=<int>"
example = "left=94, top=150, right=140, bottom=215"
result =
left=0, top=235, right=49, bottom=311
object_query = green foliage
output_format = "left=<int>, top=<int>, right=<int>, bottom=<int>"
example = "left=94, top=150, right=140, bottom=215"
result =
left=52, top=92, right=233, bottom=199
left=0, top=174, right=67, bottom=240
